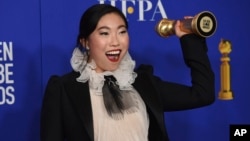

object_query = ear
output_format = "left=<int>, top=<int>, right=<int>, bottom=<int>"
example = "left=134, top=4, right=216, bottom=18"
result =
left=79, top=38, right=85, bottom=46
left=80, top=38, right=89, bottom=48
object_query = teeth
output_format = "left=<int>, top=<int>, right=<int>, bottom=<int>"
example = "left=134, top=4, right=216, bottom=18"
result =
left=106, top=50, right=121, bottom=55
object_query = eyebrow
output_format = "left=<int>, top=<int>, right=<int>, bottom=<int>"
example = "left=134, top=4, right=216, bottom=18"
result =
left=97, top=25, right=127, bottom=31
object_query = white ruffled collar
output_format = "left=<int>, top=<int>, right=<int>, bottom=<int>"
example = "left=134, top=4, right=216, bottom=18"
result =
left=70, top=48, right=137, bottom=95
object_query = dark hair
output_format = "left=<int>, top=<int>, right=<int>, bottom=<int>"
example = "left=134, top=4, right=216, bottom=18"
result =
left=77, top=4, right=128, bottom=46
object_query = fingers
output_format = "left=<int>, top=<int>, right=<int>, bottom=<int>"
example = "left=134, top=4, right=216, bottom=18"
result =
left=175, top=20, right=180, bottom=27
left=184, top=16, right=193, bottom=19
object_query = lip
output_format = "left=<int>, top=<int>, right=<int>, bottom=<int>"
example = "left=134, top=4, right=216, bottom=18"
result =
left=105, top=49, right=121, bottom=62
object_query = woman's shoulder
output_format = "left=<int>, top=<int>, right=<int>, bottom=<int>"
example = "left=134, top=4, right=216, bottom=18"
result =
left=135, top=64, right=154, bottom=74
left=47, top=71, right=80, bottom=85
left=61, top=71, right=80, bottom=80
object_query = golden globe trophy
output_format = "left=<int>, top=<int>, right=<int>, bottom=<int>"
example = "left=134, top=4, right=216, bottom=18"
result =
left=155, top=11, right=217, bottom=38
left=218, top=39, right=233, bottom=100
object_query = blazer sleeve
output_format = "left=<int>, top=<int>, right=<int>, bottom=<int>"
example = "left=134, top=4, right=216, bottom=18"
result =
left=40, top=76, right=64, bottom=141
left=153, top=34, right=215, bottom=111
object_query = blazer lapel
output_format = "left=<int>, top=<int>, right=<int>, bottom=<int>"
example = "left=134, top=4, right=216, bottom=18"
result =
left=66, top=74, right=94, bottom=141
left=133, top=73, right=161, bottom=115
left=133, top=72, right=165, bottom=133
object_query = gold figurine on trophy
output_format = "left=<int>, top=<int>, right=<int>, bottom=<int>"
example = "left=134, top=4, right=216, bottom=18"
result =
left=218, top=39, right=233, bottom=100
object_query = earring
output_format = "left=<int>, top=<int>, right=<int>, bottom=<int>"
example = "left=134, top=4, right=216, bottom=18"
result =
left=86, top=46, right=90, bottom=50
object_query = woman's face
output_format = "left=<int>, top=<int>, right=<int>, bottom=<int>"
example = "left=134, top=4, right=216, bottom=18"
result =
left=84, top=13, right=129, bottom=73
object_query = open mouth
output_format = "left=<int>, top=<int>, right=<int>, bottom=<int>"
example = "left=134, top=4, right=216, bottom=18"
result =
left=105, top=49, right=121, bottom=62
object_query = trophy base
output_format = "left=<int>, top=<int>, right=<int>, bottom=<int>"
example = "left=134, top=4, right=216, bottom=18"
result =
left=218, top=91, right=233, bottom=100
left=193, top=11, right=217, bottom=37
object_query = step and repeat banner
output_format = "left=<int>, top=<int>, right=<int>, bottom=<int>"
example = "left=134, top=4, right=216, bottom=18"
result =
left=1, top=0, right=250, bottom=141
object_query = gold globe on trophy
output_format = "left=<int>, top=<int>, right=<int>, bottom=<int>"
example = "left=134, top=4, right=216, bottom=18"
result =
left=155, top=11, right=217, bottom=38
left=218, top=39, right=233, bottom=100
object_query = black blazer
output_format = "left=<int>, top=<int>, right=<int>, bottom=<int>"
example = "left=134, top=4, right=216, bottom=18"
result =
left=40, top=34, right=215, bottom=141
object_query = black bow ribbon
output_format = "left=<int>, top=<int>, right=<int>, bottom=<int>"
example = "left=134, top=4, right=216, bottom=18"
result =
left=102, top=75, right=124, bottom=118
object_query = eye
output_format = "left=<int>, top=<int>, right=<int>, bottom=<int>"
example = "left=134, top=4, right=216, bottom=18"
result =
left=100, top=32, right=109, bottom=36
left=120, top=30, right=127, bottom=34
left=119, top=28, right=128, bottom=35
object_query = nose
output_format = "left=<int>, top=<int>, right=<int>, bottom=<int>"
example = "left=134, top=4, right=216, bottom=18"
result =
left=110, top=34, right=120, bottom=47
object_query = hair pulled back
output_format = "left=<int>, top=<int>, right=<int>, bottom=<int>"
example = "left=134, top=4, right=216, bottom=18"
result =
left=77, top=4, right=128, bottom=46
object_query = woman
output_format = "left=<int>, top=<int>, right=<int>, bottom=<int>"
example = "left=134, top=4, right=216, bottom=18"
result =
left=40, top=3, right=215, bottom=141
